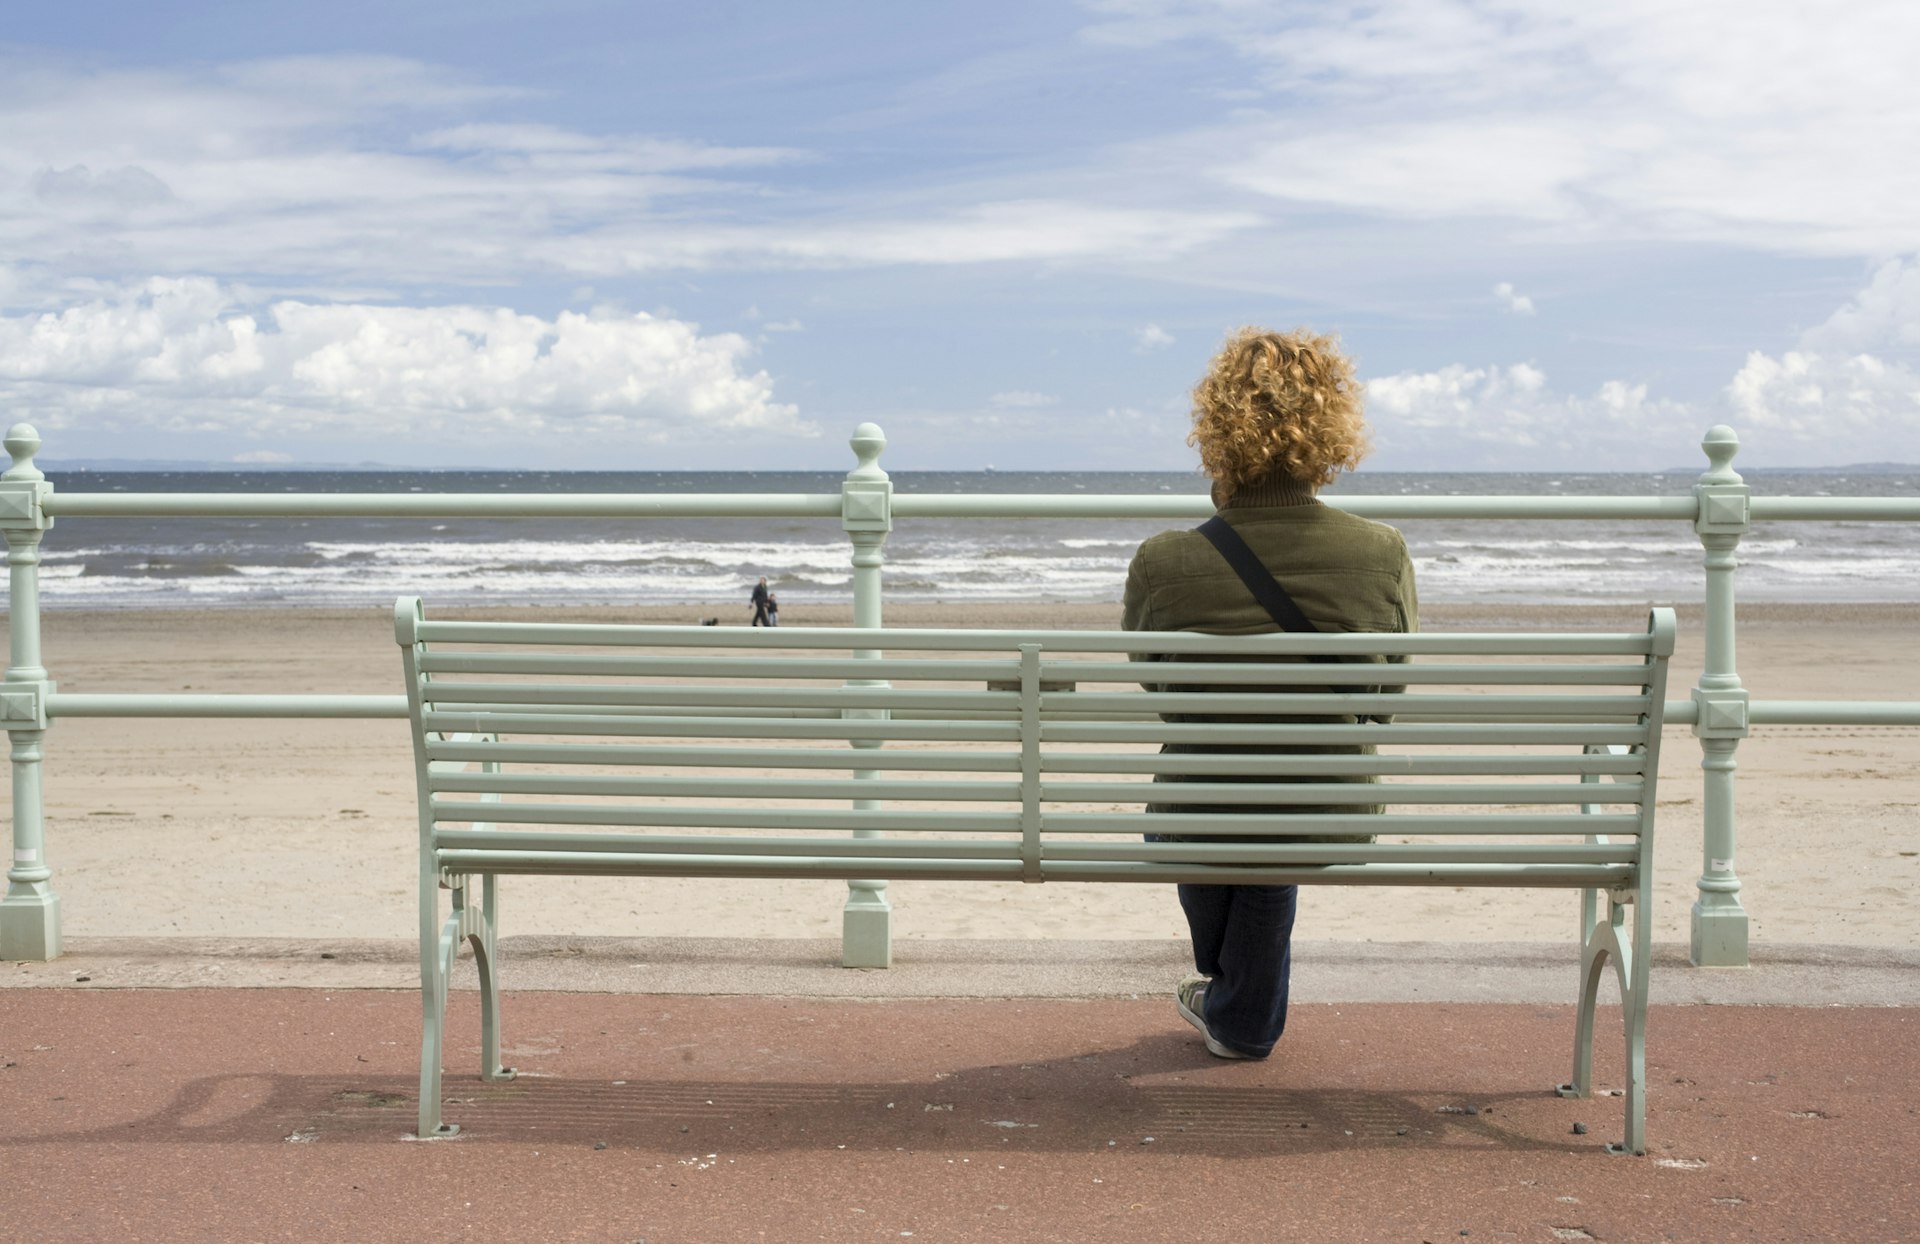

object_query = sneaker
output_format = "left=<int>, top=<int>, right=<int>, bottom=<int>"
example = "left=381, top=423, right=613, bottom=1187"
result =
left=1176, top=974, right=1252, bottom=1060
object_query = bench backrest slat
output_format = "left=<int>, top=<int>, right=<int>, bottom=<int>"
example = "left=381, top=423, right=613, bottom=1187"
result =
left=423, top=771, right=1641, bottom=806
left=409, top=617, right=1663, bottom=656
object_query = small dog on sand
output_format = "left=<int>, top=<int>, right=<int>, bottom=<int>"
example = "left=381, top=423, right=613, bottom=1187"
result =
left=700, top=617, right=720, bottom=626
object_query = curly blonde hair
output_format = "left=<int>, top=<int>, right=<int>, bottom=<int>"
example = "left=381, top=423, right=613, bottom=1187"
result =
left=1188, top=327, right=1370, bottom=492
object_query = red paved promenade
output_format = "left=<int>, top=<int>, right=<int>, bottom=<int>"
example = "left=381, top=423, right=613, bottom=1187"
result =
left=4, top=985, right=1915, bottom=1242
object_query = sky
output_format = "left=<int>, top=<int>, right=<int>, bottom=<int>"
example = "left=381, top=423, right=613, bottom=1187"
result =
left=2, top=0, right=1918, bottom=472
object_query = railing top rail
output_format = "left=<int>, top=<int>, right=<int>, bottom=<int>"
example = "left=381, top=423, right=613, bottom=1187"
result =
left=894, top=495, right=1701, bottom=521
left=1749, top=497, right=1920, bottom=522
left=39, top=493, right=846, bottom=519
left=39, top=490, right=1715, bottom=521
left=39, top=493, right=1920, bottom=523
left=37, top=491, right=1712, bottom=518
left=36, top=491, right=1920, bottom=524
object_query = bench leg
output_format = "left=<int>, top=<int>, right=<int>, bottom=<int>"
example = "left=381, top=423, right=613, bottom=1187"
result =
left=1619, top=895, right=1651, bottom=1157
left=418, top=874, right=513, bottom=1138
left=1559, top=886, right=1605, bottom=1101
left=1557, top=896, right=1648, bottom=1155
left=471, top=875, right=515, bottom=1083
left=1559, top=920, right=1608, bottom=1111
left=417, top=906, right=462, bottom=1138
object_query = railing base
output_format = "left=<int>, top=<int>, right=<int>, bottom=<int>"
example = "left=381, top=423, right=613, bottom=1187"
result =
left=1690, top=899, right=1749, bottom=967
left=0, top=888, right=62, bottom=961
left=842, top=900, right=892, bottom=969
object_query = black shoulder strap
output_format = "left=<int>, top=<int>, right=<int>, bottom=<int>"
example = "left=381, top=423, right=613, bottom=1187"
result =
left=1195, top=516, right=1318, bottom=632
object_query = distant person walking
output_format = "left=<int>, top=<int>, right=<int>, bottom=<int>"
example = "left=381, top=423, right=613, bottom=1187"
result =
left=750, top=576, right=772, bottom=626
left=765, top=591, right=780, bottom=627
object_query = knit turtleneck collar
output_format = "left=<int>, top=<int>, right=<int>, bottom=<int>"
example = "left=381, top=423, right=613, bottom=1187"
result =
left=1217, top=473, right=1320, bottom=510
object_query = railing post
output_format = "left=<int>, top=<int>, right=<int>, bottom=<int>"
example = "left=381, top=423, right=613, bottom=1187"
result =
left=840, top=422, right=893, bottom=968
left=1690, top=425, right=1751, bottom=967
left=0, top=423, right=61, bottom=961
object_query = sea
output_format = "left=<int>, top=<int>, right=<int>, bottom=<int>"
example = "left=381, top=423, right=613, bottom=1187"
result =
left=28, top=468, right=1920, bottom=610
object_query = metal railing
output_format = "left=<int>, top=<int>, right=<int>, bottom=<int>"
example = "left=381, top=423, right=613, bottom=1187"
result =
left=3, top=420, right=1917, bottom=966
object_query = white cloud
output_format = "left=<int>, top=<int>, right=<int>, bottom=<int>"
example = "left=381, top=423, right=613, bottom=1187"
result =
left=989, top=390, right=1059, bottom=408
left=1135, top=323, right=1175, bottom=351
left=1094, top=1, right=1920, bottom=256
left=1800, top=257, right=1920, bottom=355
left=628, top=202, right=1252, bottom=271
left=1726, top=347, right=1920, bottom=465
left=1493, top=282, right=1535, bottom=315
left=1224, top=121, right=1591, bottom=223
left=1719, top=257, right=1920, bottom=462
left=413, top=123, right=806, bottom=172
left=1365, top=361, right=1698, bottom=467
left=0, top=277, right=810, bottom=446
left=215, top=54, right=511, bottom=113
left=1366, top=256, right=1920, bottom=466
left=0, top=56, right=1256, bottom=289
left=32, top=164, right=176, bottom=209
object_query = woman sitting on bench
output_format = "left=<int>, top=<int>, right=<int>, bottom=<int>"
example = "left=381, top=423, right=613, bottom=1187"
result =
left=1123, top=326, right=1420, bottom=1061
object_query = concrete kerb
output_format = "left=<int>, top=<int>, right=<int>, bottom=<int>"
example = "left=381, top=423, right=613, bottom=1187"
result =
left=8, top=937, right=1917, bottom=1005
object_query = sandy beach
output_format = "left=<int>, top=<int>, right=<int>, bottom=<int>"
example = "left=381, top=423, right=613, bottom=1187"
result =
left=11, top=599, right=1918, bottom=950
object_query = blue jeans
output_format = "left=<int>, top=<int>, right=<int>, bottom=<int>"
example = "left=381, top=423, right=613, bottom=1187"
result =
left=1176, top=881, right=1299, bottom=1058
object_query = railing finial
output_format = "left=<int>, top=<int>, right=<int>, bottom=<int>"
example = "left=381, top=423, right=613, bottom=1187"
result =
left=848, top=422, right=887, bottom=482
left=1699, top=424, right=1741, bottom=485
left=3, top=424, right=43, bottom=483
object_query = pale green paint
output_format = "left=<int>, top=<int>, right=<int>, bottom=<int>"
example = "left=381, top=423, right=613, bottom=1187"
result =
left=0, top=424, right=57, bottom=960
left=1746, top=498, right=1920, bottom=520
left=45, top=494, right=847, bottom=518
left=841, top=422, right=894, bottom=968
left=893, top=495, right=1700, bottom=520
left=51, top=694, right=410, bottom=717
left=76, top=691, right=1920, bottom=726
left=395, top=598, right=1672, bottom=1148
left=40, top=490, right=1920, bottom=522
left=1691, top=426, right=1754, bottom=968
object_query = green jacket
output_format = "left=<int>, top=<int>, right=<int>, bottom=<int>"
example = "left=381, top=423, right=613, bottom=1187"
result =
left=1121, top=474, right=1419, bottom=840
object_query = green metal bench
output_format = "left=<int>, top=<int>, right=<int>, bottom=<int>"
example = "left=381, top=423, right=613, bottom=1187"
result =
left=395, top=597, right=1675, bottom=1152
